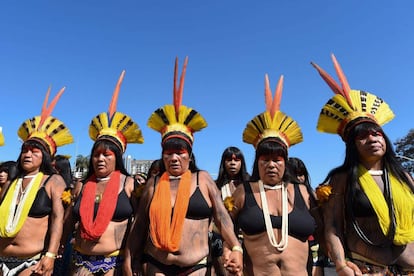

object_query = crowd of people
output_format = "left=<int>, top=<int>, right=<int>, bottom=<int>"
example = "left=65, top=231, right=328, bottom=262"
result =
left=0, top=54, right=412, bottom=276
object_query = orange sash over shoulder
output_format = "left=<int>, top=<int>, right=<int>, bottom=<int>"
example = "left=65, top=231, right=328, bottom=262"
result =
left=149, top=170, right=192, bottom=252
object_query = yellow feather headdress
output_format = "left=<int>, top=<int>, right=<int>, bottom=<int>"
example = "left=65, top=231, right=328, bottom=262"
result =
left=17, top=87, right=74, bottom=156
left=147, top=57, right=207, bottom=146
left=0, top=127, right=4, bottom=146
left=312, top=54, right=395, bottom=141
left=89, top=70, right=144, bottom=152
left=243, top=74, right=303, bottom=148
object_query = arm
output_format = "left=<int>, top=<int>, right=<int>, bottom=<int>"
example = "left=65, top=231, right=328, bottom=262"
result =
left=324, top=174, right=357, bottom=275
left=33, top=174, right=66, bottom=276
left=202, top=171, right=243, bottom=275
left=123, top=176, right=154, bottom=276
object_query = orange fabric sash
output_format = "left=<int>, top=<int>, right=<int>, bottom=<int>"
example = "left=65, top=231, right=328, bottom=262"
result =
left=149, top=170, right=192, bottom=252
left=79, top=170, right=120, bottom=240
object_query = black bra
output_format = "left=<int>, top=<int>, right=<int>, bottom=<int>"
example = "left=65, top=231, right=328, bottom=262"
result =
left=73, top=176, right=134, bottom=222
left=28, top=175, right=53, bottom=218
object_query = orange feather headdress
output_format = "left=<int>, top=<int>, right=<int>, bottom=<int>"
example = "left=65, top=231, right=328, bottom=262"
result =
left=147, top=57, right=207, bottom=146
left=243, top=74, right=303, bottom=148
left=17, top=87, right=73, bottom=156
left=311, top=54, right=394, bottom=141
left=89, top=71, right=144, bottom=152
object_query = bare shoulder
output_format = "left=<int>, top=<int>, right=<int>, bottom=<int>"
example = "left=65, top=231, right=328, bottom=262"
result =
left=329, top=172, right=347, bottom=194
left=46, top=174, right=66, bottom=188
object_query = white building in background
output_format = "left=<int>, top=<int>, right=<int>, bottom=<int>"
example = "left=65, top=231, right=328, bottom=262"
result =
left=124, top=156, right=153, bottom=175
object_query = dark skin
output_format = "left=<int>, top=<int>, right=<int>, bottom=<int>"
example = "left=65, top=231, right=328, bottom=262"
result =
left=123, top=150, right=242, bottom=276
left=324, top=131, right=414, bottom=275
left=0, top=147, right=66, bottom=276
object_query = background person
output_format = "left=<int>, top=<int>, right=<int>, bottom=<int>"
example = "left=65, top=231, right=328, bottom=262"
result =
left=212, top=146, right=250, bottom=275
left=69, top=70, right=144, bottom=276
left=230, top=74, right=316, bottom=275
left=288, top=157, right=324, bottom=276
left=0, top=87, right=73, bottom=275
left=123, top=57, right=243, bottom=276
left=0, top=161, right=18, bottom=196
left=312, top=54, right=414, bottom=275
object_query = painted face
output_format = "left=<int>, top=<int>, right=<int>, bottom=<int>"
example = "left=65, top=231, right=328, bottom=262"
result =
left=355, top=129, right=386, bottom=163
left=162, top=149, right=190, bottom=176
left=92, top=146, right=116, bottom=178
left=258, top=154, right=285, bottom=185
left=224, top=154, right=242, bottom=178
left=20, top=145, right=43, bottom=174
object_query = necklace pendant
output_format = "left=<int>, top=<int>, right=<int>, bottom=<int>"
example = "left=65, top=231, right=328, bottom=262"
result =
left=95, top=194, right=102, bottom=203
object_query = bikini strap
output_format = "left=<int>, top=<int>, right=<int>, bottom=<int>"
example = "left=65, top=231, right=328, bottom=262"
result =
left=293, top=184, right=307, bottom=210
left=196, top=171, right=199, bottom=187
left=41, top=174, right=54, bottom=188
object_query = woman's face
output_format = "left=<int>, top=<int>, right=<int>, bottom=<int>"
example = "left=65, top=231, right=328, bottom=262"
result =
left=354, top=129, right=386, bottom=163
left=92, top=145, right=116, bottom=178
left=162, top=149, right=190, bottom=177
left=0, top=170, right=8, bottom=185
left=258, top=153, right=285, bottom=185
left=20, top=145, right=43, bottom=174
left=224, top=154, right=241, bottom=178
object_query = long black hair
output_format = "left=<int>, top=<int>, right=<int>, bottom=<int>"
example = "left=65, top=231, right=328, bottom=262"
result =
left=250, top=138, right=296, bottom=184
left=216, top=146, right=249, bottom=189
left=325, top=122, right=413, bottom=191
left=84, top=136, right=130, bottom=181
left=159, top=135, right=199, bottom=174
left=53, top=155, right=73, bottom=188
left=16, top=139, right=56, bottom=176
left=0, top=161, right=18, bottom=182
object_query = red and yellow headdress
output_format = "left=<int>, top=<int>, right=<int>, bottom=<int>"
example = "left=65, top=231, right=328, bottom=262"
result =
left=243, top=74, right=303, bottom=148
left=311, top=54, right=395, bottom=141
left=147, top=57, right=207, bottom=146
left=89, top=71, right=144, bottom=152
left=0, top=127, right=4, bottom=146
left=17, top=87, right=73, bottom=155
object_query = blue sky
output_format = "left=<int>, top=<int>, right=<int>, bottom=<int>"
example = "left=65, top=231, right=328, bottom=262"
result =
left=0, top=1, right=413, bottom=186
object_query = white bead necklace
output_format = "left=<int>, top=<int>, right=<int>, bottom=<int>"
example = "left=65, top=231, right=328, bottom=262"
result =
left=368, top=170, right=383, bottom=176
left=258, top=180, right=288, bottom=251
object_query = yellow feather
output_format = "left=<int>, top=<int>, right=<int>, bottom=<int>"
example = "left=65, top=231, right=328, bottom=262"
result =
left=0, top=127, right=4, bottom=146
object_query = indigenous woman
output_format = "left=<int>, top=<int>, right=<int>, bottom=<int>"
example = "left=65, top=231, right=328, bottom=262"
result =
left=212, top=147, right=250, bottom=275
left=123, top=57, right=243, bottom=276
left=0, top=87, right=73, bottom=275
left=0, top=161, right=18, bottom=196
left=70, top=71, right=144, bottom=275
left=216, top=146, right=250, bottom=201
left=312, top=54, right=414, bottom=275
left=230, top=74, right=316, bottom=275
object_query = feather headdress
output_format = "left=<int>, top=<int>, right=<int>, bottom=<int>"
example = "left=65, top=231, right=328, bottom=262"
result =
left=89, top=70, right=144, bottom=152
left=311, top=54, right=395, bottom=141
left=147, top=57, right=207, bottom=146
left=17, top=87, right=73, bottom=155
left=0, top=127, right=4, bottom=146
left=243, top=74, right=303, bottom=148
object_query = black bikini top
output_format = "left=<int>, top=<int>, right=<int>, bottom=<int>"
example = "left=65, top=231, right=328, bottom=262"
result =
left=154, top=171, right=212, bottom=220
left=237, top=182, right=316, bottom=241
left=28, top=175, right=53, bottom=218
left=73, top=176, right=134, bottom=222
left=352, top=188, right=376, bottom=217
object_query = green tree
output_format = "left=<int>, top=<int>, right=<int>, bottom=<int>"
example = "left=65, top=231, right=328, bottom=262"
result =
left=75, top=154, right=89, bottom=177
left=394, top=129, right=414, bottom=175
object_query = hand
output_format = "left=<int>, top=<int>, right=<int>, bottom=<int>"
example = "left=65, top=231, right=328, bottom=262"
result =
left=31, top=256, right=55, bottom=275
left=336, top=261, right=362, bottom=276
left=224, top=250, right=243, bottom=276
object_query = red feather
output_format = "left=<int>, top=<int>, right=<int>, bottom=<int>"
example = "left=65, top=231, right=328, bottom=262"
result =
left=108, top=70, right=125, bottom=119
